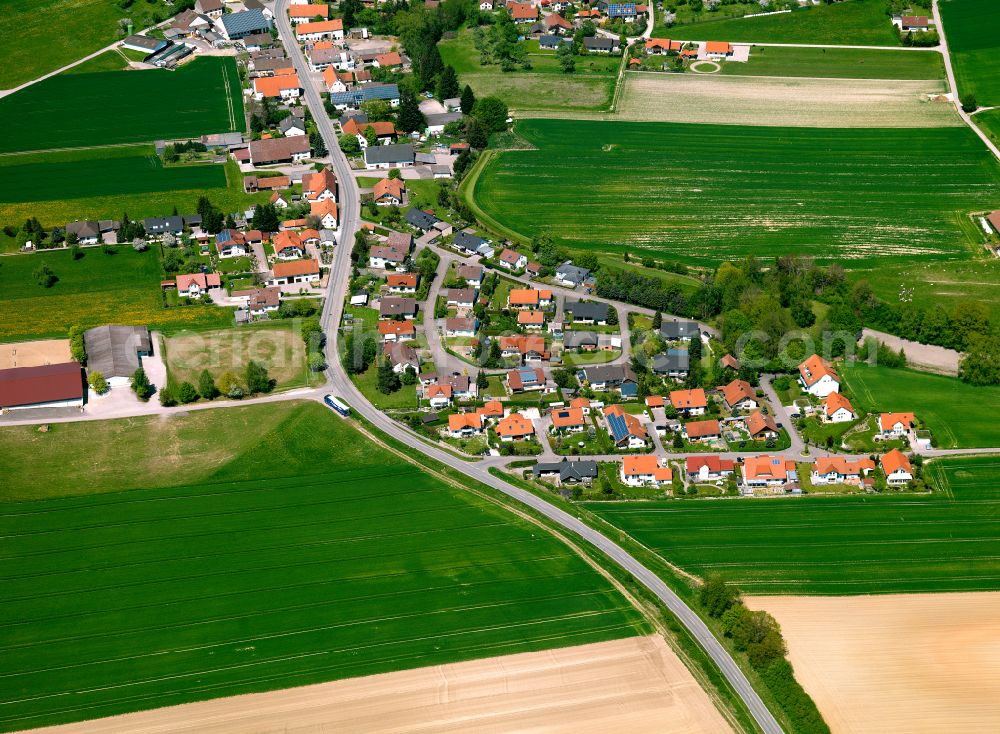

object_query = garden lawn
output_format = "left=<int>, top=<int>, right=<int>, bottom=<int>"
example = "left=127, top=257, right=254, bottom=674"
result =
left=0, top=57, right=244, bottom=153
left=470, top=118, right=1000, bottom=265
left=940, top=0, right=1000, bottom=106
left=0, top=148, right=266, bottom=229
left=0, top=401, right=647, bottom=731
left=840, top=362, right=1000, bottom=449
left=586, top=455, right=1000, bottom=594
left=0, top=0, right=175, bottom=89
left=719, top=46, right=944, bottom=80
left=0, top=247, right=233, bottom=342
left=661, top=0, right=900, bottom=46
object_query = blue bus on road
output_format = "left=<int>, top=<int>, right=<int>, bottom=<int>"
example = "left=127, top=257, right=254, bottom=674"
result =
left=323, top=394, right=350, bottom=417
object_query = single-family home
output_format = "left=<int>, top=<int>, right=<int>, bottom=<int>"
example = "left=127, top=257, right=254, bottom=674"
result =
left=300, top=229, right=320, bottom=246
left=704, top=41, right=733, bottom=58
left=253, top=73, right=302, bottom=101
left=539, top=34, right=571, bottom=49
left=377, top=320, right=416, bottom=342
left=65, top=220, right=101, bottom=245
left=343, top=118, right=398, bottom=148
left=248, top=287, right=281, bottom=316
left=652, top=349, right=690, bottom=379
left=570, top=396, right=592, bottom=415
left=215, top=229, right=247, bottom=258
left=448, top=412, right=484, bottom=437
left=564, top=330, right=599, bottom=351
left=379, top=296, right=418, bottom=320
left=509, top=2, right=538, bottom=22
left=742, top=455, right=798, bottom=490
left=452, top=231, right=490, bottom=256
left=550, top=407, right=587, bottom=434
left=670, top=388, right=707, bottom=416
left=175, top=272, right=221, bottom=297
left=445, top=316, right=477, bottom=337
left=273, top=230, right=305, bottom=259
left=302, top=168, right=338, bottom=202
left=822, top=392, right=856, bottom=423
left=604, top=404, right=648, bottom=449
left=404, top=208, right=441, bottom=232
left=368, top=244, right=408, bottom=269
left=899, top=15, right=929, bottom=31
left=532, top=459, right=598, bottom=484
left=195, top=0, right=223, bottom=17
left=621, top=455, right=673, bottom=487
left=364, top=143, right=415, bottom=170
left=518, top=310, right=545, bottom=329
left=508, top=288, right=553, bottom=309
left=683, top=419, right=721, bottom=443
left=497, top=412, right=535, bottom=441
left=881, top=449, right=913, bottom=485
left=446, top=288, right=477, bottom=309
left=719, top=379, right=757, bottom=411
left=424, top=383, right=453, bottom=409
left=143, top=216, right=184, bottom=238
left=583, top=37, right=617, bottom=53
left=811, top=457, right=876, bottom=486
left=458, top=264, right=484, bottom=287
left=373, top=177, right=405, bottom=206
left=478, top=400, right=505, bottom=421
left=577, top=363, right=637, bottom=395
left=686, top=456, right=735, bottom=483
left=660, top=319, right=700, bottom=342
left=279, top=116, right=306, bottom=137
left=268, top=259, right=321, bottom=286
left=880, top=412, right=916, bottom=438
left=499, top=335, right=549, bottom=362
left=555, top=261, right=591, bottom=287
left=565, top=301, right=609, bottom=324
left=498, top=248, right=528, bottom=271
left=746, top=410, right=779, bottom=440
left=645, top=37, right=671, bottom=54
left=384, top=341, right=419, bottom=374
left=310, top=199, right=339, bottom=229
left=506, top=365, right=546, bottom=393
left=386, top=273, right=418, bottom=294
left=543, top=13, right=573, bottom=32
left=799, top=354, right=840, bottom=397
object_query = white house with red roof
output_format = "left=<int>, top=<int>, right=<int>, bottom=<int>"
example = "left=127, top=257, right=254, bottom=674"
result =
left=798, top=354, right=840, bottom=397
left=620, top=455, right=673, bottom=488
left=175, top=272, right=221, bottom=297
left=880, top=412, right=916, bottom=438
left=822, top=392, right=856, bottom=423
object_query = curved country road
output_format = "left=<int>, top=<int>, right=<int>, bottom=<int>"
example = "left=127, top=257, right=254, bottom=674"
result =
left=274, top=3, right=784, bottom=732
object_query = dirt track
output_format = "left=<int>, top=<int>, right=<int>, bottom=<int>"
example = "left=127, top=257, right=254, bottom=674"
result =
left=26, top=636, right=733, bottom=734
left=0, top=339, right=71, bottom=369
left=748, top=593, right=1000, bottom=733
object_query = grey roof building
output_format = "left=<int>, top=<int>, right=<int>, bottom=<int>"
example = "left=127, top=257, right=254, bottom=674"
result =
left=405, top=207, right=441, bottom=231
left=577, top=363, right=636, bottom=387
left=220, top=9, right=272, bottom=39
left=83, top=325, right=152, bottom=380
left=143, top=216, right=184, bottom=235
left=364, top=143, right=415, bottom=167
left=652, top=348, right=690, bottom=375
left=556, top=261, right=592, bottom=286
left=565, top=300, right=608, bottom=323
left=564, top=331, right=598, bottom=350
left=65, top=220, right=100, bottom=241
left=660, top=319, right=700, bottom=341
left=453, top=231, right=488, bottom=252
left=533, top=459, right=598, bottom=483
left=583, top=37, right=615, bottom=52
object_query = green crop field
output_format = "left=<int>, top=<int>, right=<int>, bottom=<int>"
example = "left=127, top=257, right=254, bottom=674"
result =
left=941, top=0, right=1000, bottom=106
left=587, top=456, right=1000, bottom=595
left=0, top=246, right=234, bottom=342
left=840, top=362, right=1000, bottom=449
left=660, top=0, right=900, bottom=46
left=0, top=1, right=176, bottom=89
left=0, top=146, right=266, bottom=231
left=718, top=46, right=944, bottom=80
left=0, top=57, right=244, bottom=154
left=469, top=119, right=1000, bottom=265
left=0, top=402, right=647, bottom=730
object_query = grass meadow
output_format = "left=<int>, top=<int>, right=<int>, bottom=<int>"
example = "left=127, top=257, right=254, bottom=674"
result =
left=0, top=247, right=233, bottom=342
left=717, top=46, right=944, bottom=80
left=840, top=362, right=1000, bottom=449
left=0, top=401, right=648, bottom=730
left=940, top=0, right=1000, bottom=107
left=0, top=57, right=244, bottom=153
left=659, top=0, right=900, bottom=46
left=470, top=119, right=1000, bottom=264
left=972, top=108, right=1000, bottom=148
left=0, top=0, right=176, bottom=89
left=586, top=456, right=1000, bottom=595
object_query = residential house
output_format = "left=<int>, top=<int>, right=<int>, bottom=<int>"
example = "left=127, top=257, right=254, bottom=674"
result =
left=746, top=410, right=779, bottom=440
left=899, top=15, right=929, bottom=31
left=660, top=319, right=700, bottom=342
left=368, top=244, right=408, bottom=269
left=798, top=354, right=840, bottom=397
left=719, top=379, right=757, bottom=411
left=424, top=383, right=453, bottom=409
left=577, top=363, right=637, bottom=394
left=364, top=143, right=415, bottom=170
left=811, top=457, right=876, bottom=486
left=652, top=349, right=689, bottom=379
left=497, top=412, right=535, bottom=441
left=302, top=168, right=338, bottom=202
left=621, top=455, right=673, bottom=487
left=295, top=18, right=345, bottom=41
left=539, top=34, right=571, bottom=49
left=446, top=288, right=477, bottom=309
left=506, top=366, right=546, bottom=393
left=143, top=216, right=184, bottom=238
left=271, top=230, right=303, bottom=260
left=268, top=259, right=321, bottom=286
left=604, top=404, right=648, bottom=449
left=247, top=287, right=281, bottom=316
left=452, top=231, right=490, bottom=256
left=822, top=392, right=856, bottom=423
left=645, top=37, right=671, bottom=54
left=532, top=460, right=598, bottom=485
left=310, top=199, right=339, bottom=229
left=742, top=456, right=798, bottom=490
left=669, top=388, right=707, bottom=416
left=445, top=317, right=477, bottom=337
left=543, top=13, right=573, bottom=32
left=386, top=273, right=418, bottom=294
left=570, top=396, right=592, bottom=414
left=881, top=449, right=913, bottom=485
left=253, top=73, right=302, bottom=101
left=344, top=118, right=397, bottom=148
left=704, top=41, right=733, bottom=58
left=279, top=116, right=306, bottom=137
left=498, top=248, right=528, bottom=271
left=686, top=456, right=735, bottom=483
left=478, top=400, right=505, bottom=420
left=215, top=229, right=247, bottom=258
left=248, top=136, right=311, bottom=165
left=373, top=177, right=405, bottom=206
left=64, top=220, right=100, bottom=245
left=509, top=2, right=538, bottom=22
left=458, top=264, right=484, bottom=287
left=555, top=261, right=591, bottom=287
left=384, top=341, right=419, bottom=374
left=175, top=272, right=221, bottom=297
left=379, top=296, right=418, bottom=320
left=518, top=310, right=545, bottom=329
left=499, top=335, right=549, bottom=362
left=683, top=419, right=721, bottom=443
left=377, top=320, right=416, bottom=342
left=300, top=228, right=320, bottom=246
left=448, top=412, right=484, bottom=437
left=441, top=374, right=476, bottom=400
left=550, top=407, right=587, bottom=433
left=195, top=0, right=223, bottom=17
left=508, top=288, right=552, bottom=310
left=564, top=330, right=599, bottom=351
left=880, top=412, right=916, bottom=438
left=565, top=300, right=608, bottom=324
left=607, top=2, right=638, bottom=20
left=525, top=261, right=542, bottom=278
left=583, top=37, right=617, bottom=53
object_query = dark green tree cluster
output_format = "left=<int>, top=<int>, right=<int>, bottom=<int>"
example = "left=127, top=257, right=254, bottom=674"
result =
left=197, top=196, right=225, bottom=235
left=117, top=213, right=146, bottom=243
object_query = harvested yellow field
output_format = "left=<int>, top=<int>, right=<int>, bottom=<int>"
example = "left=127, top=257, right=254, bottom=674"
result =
left=747, top=593, right=1000, bottom=733
left=612, top=73, right=960, bottom=128
left=0, top=338, right=70, bottom=368
left=26, top=636, right=735, bottom=734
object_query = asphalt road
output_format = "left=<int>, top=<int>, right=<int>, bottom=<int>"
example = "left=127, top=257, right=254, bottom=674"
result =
left=274, top=4, right=785, bottom=731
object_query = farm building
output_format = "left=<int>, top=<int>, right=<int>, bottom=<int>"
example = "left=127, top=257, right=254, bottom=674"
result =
left=249, top=136, right=311, bottom=166
left=83, top=326, right=153, bottom=387
left=268, top=259, right=321, bottom=286
left=220, top=9, right=272, bottom=39
left=0, top=362, right=84, bottom=412
left=121, top=35, right=168, bottom=56
left=295, top=18, right=345, bottom=41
